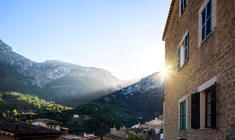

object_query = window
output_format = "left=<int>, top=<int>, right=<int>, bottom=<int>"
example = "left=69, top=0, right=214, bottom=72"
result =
left=206, top=83, right=216, bottom=128
left=198, top=0, right=216, bottom=46
left=179, top=0, right=188, bottom=16
left=201, top=0, right=212, bottom=41
left=180, top=100, right=186, bottom=130
left=179, top=96, right=187, bottom=130
left=177, top=32, right=189, bottom=69
left=191, top=81, right=217, bottom=129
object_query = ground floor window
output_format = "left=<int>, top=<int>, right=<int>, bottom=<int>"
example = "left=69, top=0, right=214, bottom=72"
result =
left=191, top=81, right=217, bottom=129
left=179, top=95, right=187, bottom=130
left=180, top=100, right=186, bottom=130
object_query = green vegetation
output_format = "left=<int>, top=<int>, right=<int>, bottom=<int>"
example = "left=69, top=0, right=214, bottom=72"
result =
left=0, top=92, right=70, bottom=120
left=127, top=133, right=144, bottom=140
left=0, top=92, right=122, bottom=135
left=63, top=103, right=123, bottom=135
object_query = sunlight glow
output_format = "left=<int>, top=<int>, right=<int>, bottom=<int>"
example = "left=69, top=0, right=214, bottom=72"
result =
left=160, top=67, right=168, bottom=76
left=159, top=66, right=169, bottom=81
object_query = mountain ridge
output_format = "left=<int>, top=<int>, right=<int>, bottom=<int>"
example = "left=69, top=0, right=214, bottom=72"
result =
left=0, top=39, right=164, bottom=126
left=96, top=72, right=164, bottom=126
left=0, top=39, right=125, bottom=105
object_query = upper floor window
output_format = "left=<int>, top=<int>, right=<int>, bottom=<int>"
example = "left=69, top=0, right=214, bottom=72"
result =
left=201, top=0, right=212, bottom=42
left=198, top=0, right=216, bottom=46
left=177, top=32, right=189, bottom=69
left=179, top=0, right=188, bottom=16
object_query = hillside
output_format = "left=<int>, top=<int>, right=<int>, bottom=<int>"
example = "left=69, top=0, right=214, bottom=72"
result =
left=0, top=39, right=164, bottom=127
left=96, top=72, right=164, bottom=126
left=0, top=92, right=122, bottom=135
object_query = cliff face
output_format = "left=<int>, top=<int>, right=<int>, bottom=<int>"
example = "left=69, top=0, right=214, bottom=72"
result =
left=0, top=40, right=122, bottom=105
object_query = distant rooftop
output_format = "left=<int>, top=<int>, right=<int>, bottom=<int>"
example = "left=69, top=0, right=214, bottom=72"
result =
left=32, top=118, right=61, bottom=125
left=0, top=117, right=62, bottom=137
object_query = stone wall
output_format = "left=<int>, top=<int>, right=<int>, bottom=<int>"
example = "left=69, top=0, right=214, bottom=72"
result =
left=163, top=0, right=235, bottom=139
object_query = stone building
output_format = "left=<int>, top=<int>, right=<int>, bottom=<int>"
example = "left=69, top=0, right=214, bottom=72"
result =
left=162, top=0, right=235, bottom=139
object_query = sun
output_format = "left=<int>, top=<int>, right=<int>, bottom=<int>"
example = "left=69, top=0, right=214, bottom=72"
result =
left=159, top=66, right=169, bottom=81
left=160, top=67, right=168, bottom=76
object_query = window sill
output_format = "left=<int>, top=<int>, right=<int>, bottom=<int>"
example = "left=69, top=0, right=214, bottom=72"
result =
left=198, top=28, right=216, bottom=48
left=178, top=60, right=189, bottom=71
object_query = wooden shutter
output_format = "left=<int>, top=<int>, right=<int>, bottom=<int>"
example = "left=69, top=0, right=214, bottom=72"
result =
left=180, top=0, right=184, bottom=14
left=184, top=33, right=189, bottom=61
left=191, top=92, right=200, bottom=129
left=180, top=101, right=186, bottom=130
left=211, top=82, right=217, bottom=128
left=177, top=46, right=181, bottom=69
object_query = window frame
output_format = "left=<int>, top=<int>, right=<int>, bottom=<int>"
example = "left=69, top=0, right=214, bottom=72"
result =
left=177, top=32, right=189, bottom=70
left=205, top=83, right=216, bottom=128
left=180, top=100, right=186, bottom=130
left=192, top=77, right=217, bottom=129
left=179, top=0, right=188, bottom=17
left=201, top=0, right=212, bottom=42
left=178, top=95, right=187, bottom=130
left=198, top=0, right=217, bottom=47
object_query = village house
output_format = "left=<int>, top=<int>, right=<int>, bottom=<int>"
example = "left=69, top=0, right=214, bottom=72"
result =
left=0, top=117, right=62, bottom=140
left=132, top=117, right=163, bottom=134
left=32, top=118, right=61, bottom=131
left=32, top=118, right=69, bottom=135
left=162, top=0, right=235, bottom=139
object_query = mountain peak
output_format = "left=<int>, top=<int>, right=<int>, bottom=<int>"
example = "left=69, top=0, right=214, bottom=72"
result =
left=0, top=39, right=12, bottom=52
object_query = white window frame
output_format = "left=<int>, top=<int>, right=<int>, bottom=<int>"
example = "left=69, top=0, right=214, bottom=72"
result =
left=179, top=0, right=189, bottom=17
left=177, top=31, right=189, bottom=69
left=198, top=0, right=217, bottom=47
left=197, top=76, right=217, bottom=129
left=178, top=95, right=187, bottom=130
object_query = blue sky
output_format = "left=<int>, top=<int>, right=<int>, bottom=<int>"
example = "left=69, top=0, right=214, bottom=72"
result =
left=0, top=0, right=171, bottom=80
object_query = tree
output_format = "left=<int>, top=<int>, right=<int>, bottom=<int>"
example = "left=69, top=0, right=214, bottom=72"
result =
left=127, top=134, right=144, bottom=140
left=12, top=109, right=19, bottom=116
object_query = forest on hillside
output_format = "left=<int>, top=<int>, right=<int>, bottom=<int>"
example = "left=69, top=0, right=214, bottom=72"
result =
left=0, top=92, right=123, bottom=135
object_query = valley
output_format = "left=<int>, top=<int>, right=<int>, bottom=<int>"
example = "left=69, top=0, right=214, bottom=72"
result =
left=0, top=39, right=163, bottom=135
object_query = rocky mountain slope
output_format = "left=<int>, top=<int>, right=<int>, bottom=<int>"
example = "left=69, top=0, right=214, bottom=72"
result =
left=96, top=72, right=164, bottom=126
left=0, top=39, right=123, bottom=106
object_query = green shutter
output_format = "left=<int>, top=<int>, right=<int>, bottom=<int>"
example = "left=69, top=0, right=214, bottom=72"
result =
left=177, top=46, right=181, bottom=69
left=191, top=92, right=200, bottom=129
left=184, top=33, right=189, bottom=61
left=180, top=101, right=186, bottom=130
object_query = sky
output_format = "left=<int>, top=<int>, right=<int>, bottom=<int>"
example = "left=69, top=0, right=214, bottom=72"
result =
left=0, top=0, right=171, bottom=80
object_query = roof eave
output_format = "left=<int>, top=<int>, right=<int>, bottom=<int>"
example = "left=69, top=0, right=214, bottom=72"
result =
left=162, top=0, right=176, bottom=41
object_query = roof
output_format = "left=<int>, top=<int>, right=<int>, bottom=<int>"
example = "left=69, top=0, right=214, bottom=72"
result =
left=146, top=118, right=163, bottom=126
left=32, top=118, right=61, bottom=125
left=0, top=117, right=62, bottom=137
left=162, top=0, right=176, bottom=41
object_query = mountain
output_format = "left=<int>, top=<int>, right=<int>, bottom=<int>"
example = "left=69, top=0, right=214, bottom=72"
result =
left=0, top=39, right=123, bottom=106
left=0, top=39, right=164, bottom=126
left=96, top=72, right=164, bottom=127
